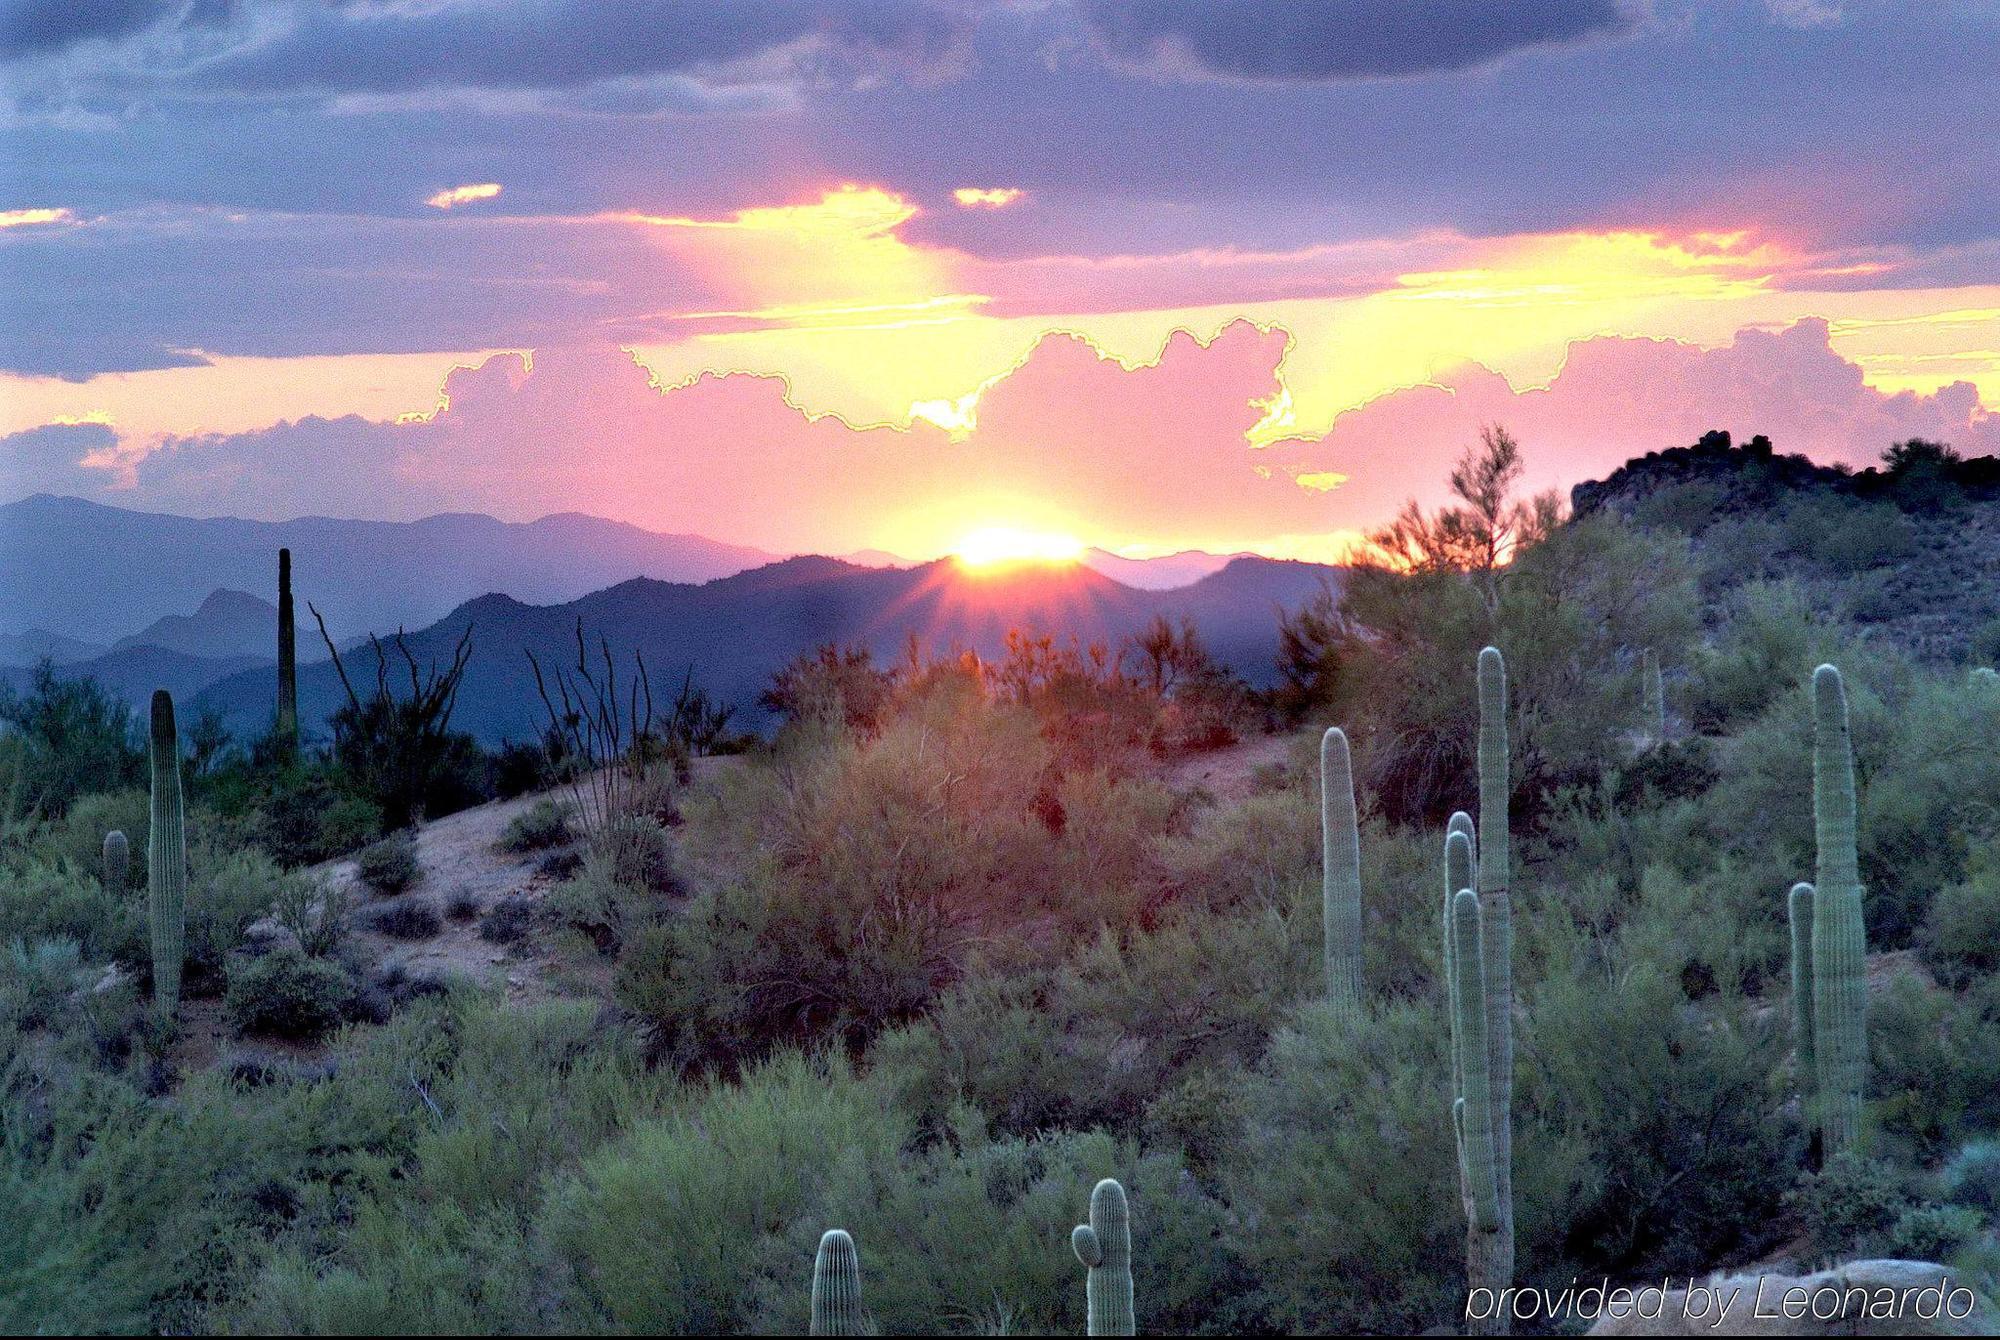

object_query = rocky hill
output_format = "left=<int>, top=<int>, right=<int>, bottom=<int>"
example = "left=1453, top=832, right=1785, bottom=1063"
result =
left=1573, top=431, right=2000, bottom=663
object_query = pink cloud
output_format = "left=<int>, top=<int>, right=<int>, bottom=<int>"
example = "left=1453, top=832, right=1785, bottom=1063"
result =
left=73, top=318, right=2000, bottom=556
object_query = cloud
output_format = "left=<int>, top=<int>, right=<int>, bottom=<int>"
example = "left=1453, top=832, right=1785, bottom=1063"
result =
left=0, top=0, right=176, bottom=60
left=0, top=206, right=74, bottom=228
left=953, top=186, right=1024, bottom=209
left=1314, top=318, right=2000, bottom=524
left=178, top=1, right=975, bottom=100
left=0, top=420, right=119, bottom=496
left=1076, top=0, right=1642, bottom=83
left=425, top=183, right=502, bottom=211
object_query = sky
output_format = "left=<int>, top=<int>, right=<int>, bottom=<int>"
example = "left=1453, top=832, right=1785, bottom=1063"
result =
left=1, top=0, right=1996, bottom=561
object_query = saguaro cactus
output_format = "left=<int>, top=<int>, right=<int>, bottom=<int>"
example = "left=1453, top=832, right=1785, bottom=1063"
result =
left=103, top=829, right=129, bottom=894
left=1320, top=726, right=1363, bottom=1012
left=1810, top=664, right=1867, bottom=1155
left=1440, top=646, right=1516, bottom=1334
left=148, top=689, right=187, bottom=1021
left=1443, top=816, right=1475, bottom=1096
left=809, top=1229, right=865, bottom=1337
left=276, top=547, right=298, bottom=751
left=1071, top=1178, right=1134, bottom=1337
left=1643, top=648, right=1666, bottom=746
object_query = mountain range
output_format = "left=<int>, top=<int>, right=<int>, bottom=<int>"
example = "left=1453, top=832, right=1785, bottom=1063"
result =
left=195, top=555, right=1344, bottom=745
left=0, top=495, right=775, bottom=644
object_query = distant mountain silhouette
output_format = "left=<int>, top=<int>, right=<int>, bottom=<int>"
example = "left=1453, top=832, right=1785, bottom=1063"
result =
left=1081, top=547, right=1238, bottom=590
left=3, top=645, right=265, bottom=711
left=196, top=555, right=1345, bottom=745
left=0, top=495, right=776, bottom=645
left=110, top=588, right=304, bottom=660
left=0, top=628, right=105, bottom=667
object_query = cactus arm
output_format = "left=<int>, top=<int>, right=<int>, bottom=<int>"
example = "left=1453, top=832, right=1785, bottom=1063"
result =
left=1320, top=726, right=1364, bottom=1012
left=1071, top=1224, right=1102, bottom=1268
left=1444, top=824, right=1475, bottom=1099
left=1810, top=665, right=1868, bottom=1155
left=809, top=1228, right=865, bottom=1337
left=1449, top=889, right=1501, bottom=1235
left=1787, top=881, right=1816, bottom=1101
left=147, top=690, right=187, bottom=1022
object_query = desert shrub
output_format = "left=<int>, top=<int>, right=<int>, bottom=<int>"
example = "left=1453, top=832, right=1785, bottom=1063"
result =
left=45, top=787, right=148, bottom=877
left=1046, top=769, right=1178, bottom=928
left=499, top=798, right=574, bottom=853
left=1922, top=847, right=2000, bottom=986
left=243, top=763, right=382, bottom=867
left=0, top=858, right=139, bottom=962
left=1791, top=1156, right=1917, bottom=1263
left=542, top=1051, right=903, bottom=1334
left=1870, top=975, right=2000, bottom=1158
left=367, top=898, right=443, bottom=941
left=1886, top=1204, right=1983, bottom=1262
left=536, top=846, right=584, bottom=881
left=492, top=729, right=572, bottom=800
left=185, top=851, right=310, bottom=990
left=479, top=895, right=535, bottom=945
left=272, top=876, right=347, bottom=958
left=0, top=934, right=86, bottom=1029
left=445, top=889, right=480, bottom=922
left=592, top=815, right=679, bottom=895
left=321, top=626, right=487, bottom=829
left=1942, top=1141, right=2000, bottom=1219
left=0, top=663, right=141, bottom=817
left=1780, top=493, right=1917, bottom=573
left=356, top=831, right=421, bottom=894
left=549, top=861, right=663, bottom=954
left=225, top=946, right=354, bottom=1039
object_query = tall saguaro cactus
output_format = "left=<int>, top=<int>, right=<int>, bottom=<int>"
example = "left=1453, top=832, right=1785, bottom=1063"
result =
left=1072, top=1178, right=1135, bottom=1337
left=809, top=1229, right=865, bottom=1337
left=276, top=547, right=298, bottom=752
left=1474, top=649, right=1514, bottom=1282
left=148, top=690, right=187, bottom=1022
left=1320, top=726, right=1363, bottom=1012
left=1810, top=665, right=1868, bottom=1155
left=103, top=829, right=129, bottom=894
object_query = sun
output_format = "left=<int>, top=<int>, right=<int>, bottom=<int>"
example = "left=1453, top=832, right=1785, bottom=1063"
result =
left=951, top=526, right=1087, bottom=570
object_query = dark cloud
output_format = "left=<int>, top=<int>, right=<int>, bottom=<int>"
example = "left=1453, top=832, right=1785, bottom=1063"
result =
left=188, top=0, right=973, bottom=97
left=1077, top=0, right=1640, bottom=81
left=0, top=421, right=118, bottom=497
left=0, top=0, right=173, bottom=59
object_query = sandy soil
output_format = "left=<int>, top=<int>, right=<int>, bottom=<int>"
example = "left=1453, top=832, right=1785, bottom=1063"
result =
left=1162, top=731, right=1299, bottom=804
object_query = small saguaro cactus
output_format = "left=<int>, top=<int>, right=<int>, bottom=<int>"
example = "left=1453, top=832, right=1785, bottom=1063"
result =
left=1810, top=664, right=1868, bottom=1155
left=103, top=829, right=129, bottom=894
left=1072, top=1177, right=1135, bottom=1337
left=276, top=547, right=298, bottom=751
left=1320, top=725, right=1363, bottom=1012
left=1449, top=888, right=1502, bottom=1234
left=809, top=1228, right=865, bottom=1337
left=1643, top=648, right=1666, bottom=746
left=148, top=689, right=188, bottom=1021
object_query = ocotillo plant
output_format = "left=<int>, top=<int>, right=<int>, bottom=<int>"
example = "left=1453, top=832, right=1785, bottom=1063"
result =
left=809, top=1229, right=865, bottom=1337
left=1320, top=725, right=1363, bottom=1012
left=1643, top=648, right=1666, bottom=746
left=148, top=690, right=187, bottom=1022
left=1473, top=647, right=1514, bottom=1303
left=276, top=547, right=298, bottom=751
left=103, top=829, right=129, bottom=894
left=1810, top=664, right=1868, bottom=1155
left=1071, top=1178, right=1135, bottom=1337
left=1788, top=881, right=1816, bottom=1098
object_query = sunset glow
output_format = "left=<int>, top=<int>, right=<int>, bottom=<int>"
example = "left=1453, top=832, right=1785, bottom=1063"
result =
left=952, top=527, right=1087, bottom=570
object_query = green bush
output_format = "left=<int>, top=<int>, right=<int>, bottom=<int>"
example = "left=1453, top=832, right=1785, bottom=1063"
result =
left=1922, top=847, right=2000, bottom=986
left=499, top=798, right=574, bottom=853
left=356, top=832, right=421, bottom=894
left=1791, top=1156, right=1916, bottom=1263
left=1886, top=1204, right=1983, bottom=1262
left=366, top=898, right=443, bottom=941
left=225, top=946, right=354, bottom=1039
left=1871, top=975, right=2000, bottom=1158
left=1942, top=1141, right=2000, bottom=1219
